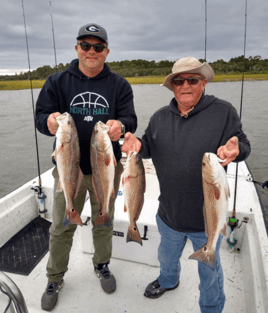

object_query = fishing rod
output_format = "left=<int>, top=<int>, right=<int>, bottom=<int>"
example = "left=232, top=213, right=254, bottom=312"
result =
left=227, top=0, right=248, bottom=251
left=21, top=0, right=47, bottom=216
left=204, top=0, right=207, bottom=63
left=203, top=0, right=207, bottom=95
left=49, top=1, right=58, bottom=72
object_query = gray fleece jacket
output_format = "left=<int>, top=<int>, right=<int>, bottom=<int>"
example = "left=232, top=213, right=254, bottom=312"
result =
left=139, top=94, right=251, bottom=232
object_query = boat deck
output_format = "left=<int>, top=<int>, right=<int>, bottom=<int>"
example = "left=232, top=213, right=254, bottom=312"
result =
left=1, top=161, right=267, bottom=313
left=4, top=226, right=245, bottom=313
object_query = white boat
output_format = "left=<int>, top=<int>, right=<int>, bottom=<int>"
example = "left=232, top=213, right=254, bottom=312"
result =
left=0, top=159, right=268, bottom=313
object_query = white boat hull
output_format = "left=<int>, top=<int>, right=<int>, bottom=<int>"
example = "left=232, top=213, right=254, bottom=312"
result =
left=0, top=161, right=267, bottom=313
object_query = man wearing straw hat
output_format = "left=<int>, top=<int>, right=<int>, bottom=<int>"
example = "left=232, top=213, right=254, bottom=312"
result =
left=122, top=57, right=251, bottom=312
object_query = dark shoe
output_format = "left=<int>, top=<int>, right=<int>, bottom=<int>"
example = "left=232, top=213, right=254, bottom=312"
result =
left=144, top=279, right=179, bottom=299
left=41, top=280, right=64, bottom=311
left=94, top=263, right=116, bottom=294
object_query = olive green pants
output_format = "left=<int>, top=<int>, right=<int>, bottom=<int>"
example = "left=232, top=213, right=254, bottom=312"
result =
left=46, top=162, right=123, bottom=283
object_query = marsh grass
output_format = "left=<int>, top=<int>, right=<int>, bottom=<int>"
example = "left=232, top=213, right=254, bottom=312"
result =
left=126, top=74, right=268, bottom=84
left=0, top=80, right=46, bottom=90
left=212, top=73, right=268, bottom=82
left=0, top=74, right=267, bottom=90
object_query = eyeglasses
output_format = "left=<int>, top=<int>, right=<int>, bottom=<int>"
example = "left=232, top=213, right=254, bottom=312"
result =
left=77, top=42, right=107, bottom=53
left=171, top=77, right=204, bottom=86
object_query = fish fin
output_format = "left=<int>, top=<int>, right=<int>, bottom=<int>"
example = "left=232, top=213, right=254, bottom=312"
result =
left=188, top=246, right=216, bottom=269
left=124, top=176, right=132, bottom=183
left=74, top=167, right=84, bottom=199
left=214, top=185, right=221, bottom=200
left=127, top=224, right=142, bottom=246
left=113, top=155, right=117, bottom=167
left=64, top=207, right=83, bottom=226
left=105, top=154, right=111, bottom=166
left=122, top=176, right=125, bottom=185
left=124, top=204, right=127, bottom=212
left=220, top=222, right=227, bottom=236
left=52, top=149, right=57, bottom=161
left=94, top=211, right=111, bottom=228
left=56, top=180, right=63, bottom=193
left=62, top=215, right=69, bottom=226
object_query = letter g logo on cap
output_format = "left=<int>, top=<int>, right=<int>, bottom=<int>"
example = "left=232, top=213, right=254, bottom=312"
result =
left=86, top=25, right=100, bottom=33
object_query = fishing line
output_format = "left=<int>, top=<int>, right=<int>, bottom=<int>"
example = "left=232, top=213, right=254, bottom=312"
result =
left=49, top=1, right=58, bottom=72
left=232, top=0, right=247, bottom=213
left=21, top=0, right=42, bottom=192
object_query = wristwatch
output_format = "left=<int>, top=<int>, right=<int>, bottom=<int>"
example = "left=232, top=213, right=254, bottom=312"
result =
left=118, top=121, right=125, bottom=135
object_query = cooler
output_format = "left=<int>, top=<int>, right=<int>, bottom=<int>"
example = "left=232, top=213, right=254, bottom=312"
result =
left=80, top=180, right=161, bottom=267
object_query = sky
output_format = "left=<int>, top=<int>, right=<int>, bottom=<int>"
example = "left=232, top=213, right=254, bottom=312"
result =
left=1, top=0, right=268, bottom=75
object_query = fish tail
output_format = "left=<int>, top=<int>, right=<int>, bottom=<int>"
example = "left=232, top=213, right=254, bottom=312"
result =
left=188, top=246, right=216, bottom=269
left=64, top=206, right=83, bottom=226
left=94, top=211, right=111, bottom=228
left=127, top=224, right=142, bottom=246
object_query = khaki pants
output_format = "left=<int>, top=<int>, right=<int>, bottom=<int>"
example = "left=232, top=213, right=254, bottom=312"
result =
left=46, top=162, right=124, bottom=283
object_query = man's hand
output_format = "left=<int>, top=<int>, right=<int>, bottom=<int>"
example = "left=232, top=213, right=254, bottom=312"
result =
left=217, top=136, right=239, bottom=167
left=121, top=132, right=141, bottom=156
left=106, top=120, right=122, bottom=141
left=47, top=112, right=61, bottom=135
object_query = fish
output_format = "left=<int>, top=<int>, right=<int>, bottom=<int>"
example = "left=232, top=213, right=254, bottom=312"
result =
left=52, top=112, right=84, bottom=226
left=90, top=121, right=117, bottom=228
left=122, top=150, right=146, bottom=245
left=188, top=152, right=230, bottom=268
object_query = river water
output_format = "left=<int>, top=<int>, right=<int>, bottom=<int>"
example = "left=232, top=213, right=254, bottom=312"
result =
left=0, top=82, right=267, bottom=215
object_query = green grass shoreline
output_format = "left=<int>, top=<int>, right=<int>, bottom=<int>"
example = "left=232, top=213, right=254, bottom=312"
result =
left=0, top=73, right=268, bottom=90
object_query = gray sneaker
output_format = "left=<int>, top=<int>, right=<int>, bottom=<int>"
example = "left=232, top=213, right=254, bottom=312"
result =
left=41, top=280, right=64, bottom=311
left=94, top=264, right=116, bottom=294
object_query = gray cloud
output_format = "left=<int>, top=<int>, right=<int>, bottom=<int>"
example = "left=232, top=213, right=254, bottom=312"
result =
left=1, top=0, right=268, bottom=73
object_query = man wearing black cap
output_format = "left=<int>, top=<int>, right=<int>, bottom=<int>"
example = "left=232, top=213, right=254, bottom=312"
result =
left=35, top=23, right=137, bottom=311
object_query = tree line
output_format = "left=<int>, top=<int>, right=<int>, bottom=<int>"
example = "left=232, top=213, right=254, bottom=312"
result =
left=1, top=55, right=268, bottom=81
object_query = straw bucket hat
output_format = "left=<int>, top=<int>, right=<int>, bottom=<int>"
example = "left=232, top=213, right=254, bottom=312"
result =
left=161, top=57, right=214, bottom=91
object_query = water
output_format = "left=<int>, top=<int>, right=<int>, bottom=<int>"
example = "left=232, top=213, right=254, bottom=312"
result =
left=0, top=82, right=267, bottom=215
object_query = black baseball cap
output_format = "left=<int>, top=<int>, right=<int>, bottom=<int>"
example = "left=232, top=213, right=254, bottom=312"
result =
left=76, top=23, right=108, bottom=45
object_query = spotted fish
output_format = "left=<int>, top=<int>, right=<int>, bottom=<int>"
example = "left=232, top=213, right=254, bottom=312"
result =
left=189, top=152, right=230, bottom=268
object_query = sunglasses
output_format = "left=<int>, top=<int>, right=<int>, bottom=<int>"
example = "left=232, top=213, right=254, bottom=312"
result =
left=77, top=42, right=107, bottom=53
left=171, top=77, right=204, bottom=86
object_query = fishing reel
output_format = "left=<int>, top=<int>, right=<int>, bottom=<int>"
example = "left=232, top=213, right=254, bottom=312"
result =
left=31, top=185, right=47, bottom=215
left=227, top=216, right=238, bottom=232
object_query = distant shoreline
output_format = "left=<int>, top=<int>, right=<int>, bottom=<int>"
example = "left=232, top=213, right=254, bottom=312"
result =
left=0, top=74, right=268, bottom=90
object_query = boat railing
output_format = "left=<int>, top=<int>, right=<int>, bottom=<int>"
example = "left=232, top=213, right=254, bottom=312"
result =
left=0, top=272, right=28, bottom=313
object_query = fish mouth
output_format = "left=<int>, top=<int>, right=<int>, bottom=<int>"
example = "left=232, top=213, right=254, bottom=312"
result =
left=129, top=150, right=137, bottom=157
left=217, top=157, right=226, bottom=163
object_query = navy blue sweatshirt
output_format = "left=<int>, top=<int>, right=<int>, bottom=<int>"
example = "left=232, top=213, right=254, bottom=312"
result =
left=139, top=94, right=251, bottom=233
left=35, top=59, right=137, bottom=175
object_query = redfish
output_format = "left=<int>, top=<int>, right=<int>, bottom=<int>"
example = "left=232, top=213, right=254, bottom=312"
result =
left=122, top=151, right=146, bottom=245
left=53, top=112, right=83, bottom=226
left=90, top=121, right=117, bottom=228
left=189, top=152, right=230, bottom=268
